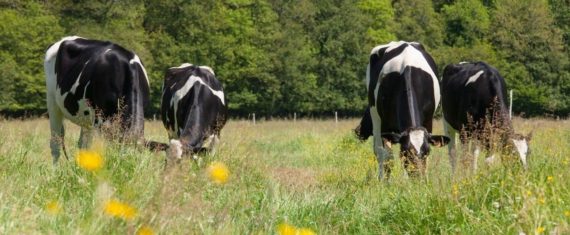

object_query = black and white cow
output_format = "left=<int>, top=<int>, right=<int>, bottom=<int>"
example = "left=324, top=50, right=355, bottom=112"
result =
left=45, top=36, right=150, bottom=163
left=355, top=41, right=449, bottom=179
left=160, top=63, right=227, bottom=162
left=441, top=61, right=531, bottom=172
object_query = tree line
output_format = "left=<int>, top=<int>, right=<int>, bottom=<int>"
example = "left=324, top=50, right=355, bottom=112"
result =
left=1, top=0, right=568, bottom=118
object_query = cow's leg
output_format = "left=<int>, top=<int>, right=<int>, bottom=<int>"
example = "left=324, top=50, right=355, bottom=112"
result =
left=443, top=119, right=458, bottom=176
left=78, top=127, right=94, bottom=149
left=484, top=151, right=497, bottom=166
left=472, top=143, right=480, bottom=172
left=208, top=134, right=220, bottom=156
left=48, top=96, right=64, bottom=164
left=370, top=106, right=392, bottom=180
left=381, top=139, right=394, bottom=177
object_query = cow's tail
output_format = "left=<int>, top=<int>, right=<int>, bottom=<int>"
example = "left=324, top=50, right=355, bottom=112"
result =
left=488, top=69, right=511, bottom=128
left=355, top=107, right=373, bottom=141
left=62, top=139, right=69, bottom=160
left=124, top=57, right=150, bottom=143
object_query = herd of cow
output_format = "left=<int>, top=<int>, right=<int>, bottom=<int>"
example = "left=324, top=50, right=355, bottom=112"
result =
left=44, top=36, right=531, bottom=179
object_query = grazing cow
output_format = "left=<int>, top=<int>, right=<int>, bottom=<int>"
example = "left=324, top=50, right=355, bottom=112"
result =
left=45, top=36, right=150, bottom=163
left=441, top=61, right=531, bottom=172
left=355, top=41, right=449, bottom=179
left=160, top=63, right=227, bottom=161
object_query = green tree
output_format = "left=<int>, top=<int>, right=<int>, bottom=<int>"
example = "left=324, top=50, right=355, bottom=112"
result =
left=0, top=2, right=64, bottom=113
left=442, top=0, right=490, bottom=46
left=358, top=0, right=396, bottom=46
left=393, top=0, right=444, bottom=49
left=491, top=0, right=569, bottom=115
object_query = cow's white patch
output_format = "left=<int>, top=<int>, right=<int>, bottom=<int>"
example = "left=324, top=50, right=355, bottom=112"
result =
left=104, top=49, right=112, bottom=54
left=409, top=130, right=424, bottom=154
left=168, top=139, right=183, bottom=160
left=202, top=134, right=217, bottom=149
left=200, top=66, right=215, bottom=75
left=370, top=41, right=404, bottom=55
left=70, top=60, right=90, bottom=94
left=465, top=70, right=484, bottom=86
left=376, top=42, right=440, bottom=113
left=171, top=63, right=193, bottom=69
left=169, top=75, right=225, bottom=137
left=44, top=36, right=83, bottom=63
left=512, top=139, right=529, bottom=167
left=129, top=54, right=150, bottom=85
left=171, top=75, right=225, bottom=107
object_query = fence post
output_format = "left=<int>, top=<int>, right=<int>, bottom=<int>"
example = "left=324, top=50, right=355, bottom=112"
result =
left=509, top=90, right=513, bottom=119
left=335, top=111, right=338, bottom=124
left=252, top=113, right=256, bottom=125
left=294, top=112, right=297, bottom=123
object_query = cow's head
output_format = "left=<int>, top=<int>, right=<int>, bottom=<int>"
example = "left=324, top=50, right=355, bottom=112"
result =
left=382, top=127, right=450, bottom=176
left=504, top=131, right=532, bottom=169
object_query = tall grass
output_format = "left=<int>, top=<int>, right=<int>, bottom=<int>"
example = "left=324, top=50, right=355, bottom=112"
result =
left=0, top=118, right=568, bottom=234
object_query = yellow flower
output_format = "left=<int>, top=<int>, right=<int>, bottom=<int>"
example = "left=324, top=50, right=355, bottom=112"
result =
left=137, top=225, right=154, bottom=235
left=207, top=162, right=230, bottom=184
left=277, top=223, right=297, bottom=235
left=45, top=201, right=61, bottom=215
left=564, top=210, right=570, bottom=217
left=538, top=197, right=545, bottom=205
left=526, top=190, right=532, bottom=196
left=547, top=176, right=554, bottom=182
left=536, top=226, right=545, bottom=234
left=76, top=150, right=104, bottom=171
left=452, top=184, right=459, bottom=197
left=298, top=227, right=316, bottom=235
left=277, top=223, right=316, bottom=235
left=104, top=199, right=137, bottom=220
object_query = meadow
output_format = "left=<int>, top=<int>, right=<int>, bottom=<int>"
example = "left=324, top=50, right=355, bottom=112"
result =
left=0, top=118, right=568, bottom=234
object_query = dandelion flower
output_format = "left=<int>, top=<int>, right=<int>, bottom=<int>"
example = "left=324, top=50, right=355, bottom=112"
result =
left=76, top=150, right=104, bottom=171
left=298, top=227, right=316, bottom=235
left=46, top=201, right=61, bottom=215
left=137, top=225, right=154, bottom=235
left=104, top=199, right=137, bottom=220
left=207, top=161, right=230, bottom=184
left=536, top=226, right=545, bottom=234
left=565, top=210, right=570, bottom=217
left=452, top=184, right=459, bottom=197
left=547, top=176, right=553, bottom=182
left=277, top=223, right=297, bottom=235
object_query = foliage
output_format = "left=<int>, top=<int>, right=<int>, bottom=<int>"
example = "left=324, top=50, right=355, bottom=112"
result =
left=1, top=0, right=569, bottom=117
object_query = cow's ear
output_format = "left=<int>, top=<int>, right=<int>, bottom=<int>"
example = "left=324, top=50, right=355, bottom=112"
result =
left=381, top=133, right=401, bottom=144
left=429, top=135, right=450, bottom=147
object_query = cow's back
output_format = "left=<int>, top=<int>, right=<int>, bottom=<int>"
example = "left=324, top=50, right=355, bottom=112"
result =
left=161, top=65, right=227, bottom=140
left=371, top=42, right=439, bottom=133
left=441, top=62, right=509, bottom=132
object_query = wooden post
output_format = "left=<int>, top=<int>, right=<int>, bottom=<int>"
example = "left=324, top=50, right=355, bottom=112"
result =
left=252, top=113, right=256, bottom=125
left=509, top=90, right=513, bottom=119
left=294, top=112, right=297, bottom=123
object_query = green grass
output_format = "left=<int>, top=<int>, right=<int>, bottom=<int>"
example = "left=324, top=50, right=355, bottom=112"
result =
left=0, top=118, right=569, bottom=234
